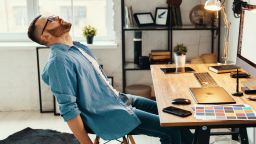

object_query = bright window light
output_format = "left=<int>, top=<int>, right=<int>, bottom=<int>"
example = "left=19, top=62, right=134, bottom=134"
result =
left=0, top=0, right=114, bottom=42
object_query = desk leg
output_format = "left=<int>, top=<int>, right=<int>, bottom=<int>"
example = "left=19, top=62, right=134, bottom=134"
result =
left=192, top=126, right=210, bottom=144
left=231, top=128, right=239, bottom=141
left=239, top=127, right=249, bottom=144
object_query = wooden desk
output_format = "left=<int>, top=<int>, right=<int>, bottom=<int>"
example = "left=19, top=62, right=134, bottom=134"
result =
left=151, top=64, right=256, bottom=144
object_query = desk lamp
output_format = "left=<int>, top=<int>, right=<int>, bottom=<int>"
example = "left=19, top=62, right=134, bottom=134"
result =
left=232, top=0, right=256, bottom=18
left=204, top=0, right=230, bottom=64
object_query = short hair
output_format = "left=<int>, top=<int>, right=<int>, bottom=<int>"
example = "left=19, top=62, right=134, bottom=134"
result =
left=27, top=15, right=45, bottom=45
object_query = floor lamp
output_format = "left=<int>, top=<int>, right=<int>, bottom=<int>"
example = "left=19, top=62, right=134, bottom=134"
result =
left=204, top=0, right=231, bottom=64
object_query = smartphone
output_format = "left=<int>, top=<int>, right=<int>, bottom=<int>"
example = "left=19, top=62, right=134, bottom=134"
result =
left=162, top=106, right=192, bottom=117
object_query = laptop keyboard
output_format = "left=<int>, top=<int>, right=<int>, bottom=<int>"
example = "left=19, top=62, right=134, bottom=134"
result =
left=194, top=72, right=218, bottom=87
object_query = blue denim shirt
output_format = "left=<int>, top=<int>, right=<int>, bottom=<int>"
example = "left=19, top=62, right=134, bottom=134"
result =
left=42, top=41, right=141, bottom=140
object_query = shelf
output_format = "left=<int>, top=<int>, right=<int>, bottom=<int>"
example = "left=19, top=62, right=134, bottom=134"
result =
left=123, top=26, right=169, bottom=31
left=123, top=25, right=218, bottom=31
left=124, top=62, right=150, bottom=71
left=172, top=25, right=218, bottom=30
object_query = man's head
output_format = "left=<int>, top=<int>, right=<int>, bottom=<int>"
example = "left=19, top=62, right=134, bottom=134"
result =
left=27, top=15, right=72, bottom=45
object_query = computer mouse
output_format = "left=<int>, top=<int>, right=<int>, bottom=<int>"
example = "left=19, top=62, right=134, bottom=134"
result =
left=171, top=98, right=191, bottom=105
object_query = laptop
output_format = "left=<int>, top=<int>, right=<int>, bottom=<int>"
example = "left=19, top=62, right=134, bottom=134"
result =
left=190, top=87, right=236, bottom=104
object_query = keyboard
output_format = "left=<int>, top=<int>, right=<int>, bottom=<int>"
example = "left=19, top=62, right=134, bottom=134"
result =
left=194, top=72, right=218, bottom=87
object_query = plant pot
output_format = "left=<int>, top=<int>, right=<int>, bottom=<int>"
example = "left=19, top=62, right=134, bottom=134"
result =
left=175, top=54, right=186, bottom=68
left=86, top=36, right=94, bottom=44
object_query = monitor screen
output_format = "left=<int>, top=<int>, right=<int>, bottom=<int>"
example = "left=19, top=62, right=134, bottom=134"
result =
left=237, top=10, right=256, bottom=76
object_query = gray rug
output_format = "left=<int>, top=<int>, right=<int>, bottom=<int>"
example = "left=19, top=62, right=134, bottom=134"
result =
left=0, top=127, right=79, bottom=144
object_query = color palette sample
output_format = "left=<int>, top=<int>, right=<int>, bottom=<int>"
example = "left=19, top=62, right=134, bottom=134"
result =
left=194, top=104, right=256, bottom=120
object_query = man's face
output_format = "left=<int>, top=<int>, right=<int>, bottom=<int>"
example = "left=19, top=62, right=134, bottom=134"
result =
left=36, top=15, right=72, bottom=38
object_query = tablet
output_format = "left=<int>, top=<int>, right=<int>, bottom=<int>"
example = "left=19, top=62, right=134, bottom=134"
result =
left=160, top=67, right=195, bottom=74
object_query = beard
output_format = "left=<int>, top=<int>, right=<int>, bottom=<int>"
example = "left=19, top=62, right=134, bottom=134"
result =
left=48, top=20, right=72, bottom=37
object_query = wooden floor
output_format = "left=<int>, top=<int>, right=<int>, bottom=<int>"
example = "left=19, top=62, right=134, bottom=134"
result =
left=0, top=111, right=240, bottom=144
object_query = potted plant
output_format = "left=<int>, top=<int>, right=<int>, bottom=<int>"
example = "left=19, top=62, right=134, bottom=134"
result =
left=173, top=43, right=187, bottom=68
left=83, top=25, right=97, bottom=44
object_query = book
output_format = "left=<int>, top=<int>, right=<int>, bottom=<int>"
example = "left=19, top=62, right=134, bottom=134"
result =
left=150, top=55, right=170, bottom=60
left=208, top=65, right=241, bottom=74
left=151, top=51, right=171, bottom=56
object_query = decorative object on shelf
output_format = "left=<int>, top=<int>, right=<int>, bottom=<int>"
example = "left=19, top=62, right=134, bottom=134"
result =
left=125, top=6, right=135, bottom=27
left=133, top=31, right=142, bottom=64
left=166, top=0, right=182, bottom=7
left=189, top=4, right=213, bottom=26
left=134, top=13, right=155, bottom=27
left=204, top=0, right=230, bottom=64
left=83, top=25, right=97, bottom=44
left=149, top=50, right=171, bottom=64
left=173, top=43, right=187, bottom=68
left=126, top=84, right=152, bottom=99
left=139, top=56, right=150, bottom=69
left=155, top=7, right=169, bottom=26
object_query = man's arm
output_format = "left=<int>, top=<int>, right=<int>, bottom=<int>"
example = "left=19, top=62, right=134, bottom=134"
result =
left=67, top=115, right=93, bottom=144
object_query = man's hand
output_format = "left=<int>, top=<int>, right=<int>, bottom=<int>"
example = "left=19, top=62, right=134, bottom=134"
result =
left=67, top=115, right=93, bottom=144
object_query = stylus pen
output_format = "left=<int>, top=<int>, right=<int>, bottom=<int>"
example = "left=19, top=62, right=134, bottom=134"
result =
left=236, top=69, right=239, bottom=92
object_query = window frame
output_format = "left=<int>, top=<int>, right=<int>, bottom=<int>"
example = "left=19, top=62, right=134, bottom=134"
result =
left=0, top=0, right=114, bottom=42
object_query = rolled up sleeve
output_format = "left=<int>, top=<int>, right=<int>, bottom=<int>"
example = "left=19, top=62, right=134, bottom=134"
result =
left=43, top=55, right=81, bottom=121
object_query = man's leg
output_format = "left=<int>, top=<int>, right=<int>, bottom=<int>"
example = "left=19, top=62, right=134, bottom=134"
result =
left=126, top=94, right=158, bottom=114
left=127, top=94, right=193, bottom=144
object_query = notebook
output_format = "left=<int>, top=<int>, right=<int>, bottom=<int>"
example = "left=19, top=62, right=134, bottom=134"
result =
left=208, top=65, right=241, bottom=74
left=190, top=87, right=236, bottom=104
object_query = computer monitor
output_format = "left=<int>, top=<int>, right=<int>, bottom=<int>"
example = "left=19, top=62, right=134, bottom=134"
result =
left=236, top=9, right=256, bottom=76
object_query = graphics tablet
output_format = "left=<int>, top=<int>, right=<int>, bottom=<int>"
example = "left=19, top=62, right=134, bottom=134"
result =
left=161, top=67, right=195, bottom=74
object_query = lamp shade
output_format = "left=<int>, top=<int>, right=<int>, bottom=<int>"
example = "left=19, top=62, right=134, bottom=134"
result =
left=204, top=0, right=222, bottom=11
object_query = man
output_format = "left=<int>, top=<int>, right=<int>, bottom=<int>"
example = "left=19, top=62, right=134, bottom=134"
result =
left=27, top=15, right=193, bottom=144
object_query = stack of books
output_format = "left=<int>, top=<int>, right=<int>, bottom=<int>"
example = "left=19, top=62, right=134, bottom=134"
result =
left=149, top=50, right=171, bottom=64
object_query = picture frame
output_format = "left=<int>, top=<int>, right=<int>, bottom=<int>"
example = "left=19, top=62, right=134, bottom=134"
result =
left=155, top=7, right=169, bottom=26
left=36, top=47, right=55, bottom=113
left=134, top=13, right=155, bottom=27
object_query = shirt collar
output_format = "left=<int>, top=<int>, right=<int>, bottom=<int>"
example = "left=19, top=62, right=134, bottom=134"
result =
left=49, top=43, right=72, bottom=51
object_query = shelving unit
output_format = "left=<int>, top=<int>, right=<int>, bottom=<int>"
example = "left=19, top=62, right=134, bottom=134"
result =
left=121, top=0, right=221, bottom=91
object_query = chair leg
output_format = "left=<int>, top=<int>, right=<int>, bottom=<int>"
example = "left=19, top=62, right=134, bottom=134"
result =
left=94, top=136, right=100, bottom=144
left=128, top=135, right=136, bottom=144
left=122, top=136, right=129, bottom=144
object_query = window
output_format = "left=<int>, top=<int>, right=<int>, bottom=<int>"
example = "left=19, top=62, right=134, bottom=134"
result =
left=0, top=0, right=28, bottom=33
left=0, top=0, right=114, bottom=41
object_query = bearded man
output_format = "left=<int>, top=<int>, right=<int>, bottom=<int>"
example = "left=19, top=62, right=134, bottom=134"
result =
left=27, top=15, right=193, bottom=144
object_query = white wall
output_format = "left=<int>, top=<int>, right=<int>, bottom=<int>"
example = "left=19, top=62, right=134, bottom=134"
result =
left=0, top=0, right=215, bottom=111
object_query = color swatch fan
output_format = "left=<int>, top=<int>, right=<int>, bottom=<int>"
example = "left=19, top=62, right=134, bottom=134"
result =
left=194, top=104, right=256, bottom=120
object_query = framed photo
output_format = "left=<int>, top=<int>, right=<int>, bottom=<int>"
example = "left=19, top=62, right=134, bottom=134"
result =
left=134, top=13, right=154, bottom=27
left=155, top=7, right=169, bottom=26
